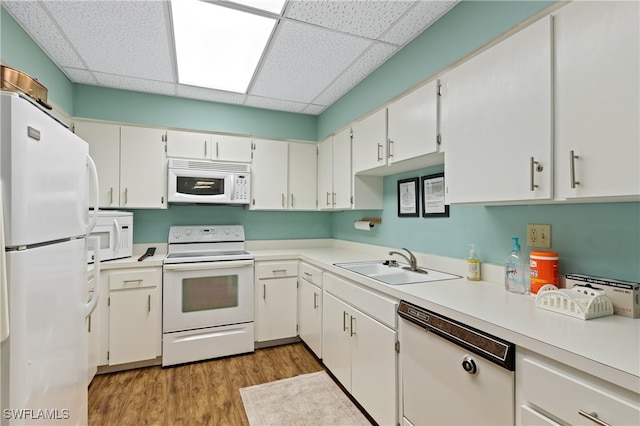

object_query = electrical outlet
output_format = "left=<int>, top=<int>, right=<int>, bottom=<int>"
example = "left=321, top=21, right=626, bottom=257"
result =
left=527, top=224, right=551, bottom=248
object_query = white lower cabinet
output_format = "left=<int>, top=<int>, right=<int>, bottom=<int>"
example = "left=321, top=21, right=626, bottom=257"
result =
left=297, top=263, right=323, bottom=357
left=322, top=273, right=398, bottom=426
left=255, top=261, right=298, bottom=342
left=516, top=349, right=640, bottom=425
left=96, top=266, right=162, bottom=367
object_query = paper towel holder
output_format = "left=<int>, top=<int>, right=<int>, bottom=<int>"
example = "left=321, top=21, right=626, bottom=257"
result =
left=361, top=217, right=382, bottom=224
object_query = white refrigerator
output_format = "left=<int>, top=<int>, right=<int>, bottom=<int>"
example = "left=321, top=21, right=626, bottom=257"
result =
left=0, top=91, right=99, bottom=425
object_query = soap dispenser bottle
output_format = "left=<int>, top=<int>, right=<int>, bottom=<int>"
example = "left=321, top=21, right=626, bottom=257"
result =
left=467, top=244, right=481, bottom=281
left=505, top=237, right=527, bottom=294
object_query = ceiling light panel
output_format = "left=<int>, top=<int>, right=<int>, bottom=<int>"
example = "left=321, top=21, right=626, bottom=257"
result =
left=172, top=0, right=276, bottom=93
left=228, top=0, right=286, bottom=14
left=250, top=19, right=372, bottom=103
left=2, top=1, right=85, bottom=69
left=42, top=1, right=175, bottom=82
left=284, top=0, right=413, bottom=40
left=380, top=0, right=459, bottom=45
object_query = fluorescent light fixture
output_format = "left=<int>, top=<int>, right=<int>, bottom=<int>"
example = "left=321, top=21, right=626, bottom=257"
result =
left=171, top=0, right=279, bottom=93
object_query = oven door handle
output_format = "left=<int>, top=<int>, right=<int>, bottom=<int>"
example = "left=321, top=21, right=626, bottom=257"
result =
left=163, top=260, right=254, bottom=271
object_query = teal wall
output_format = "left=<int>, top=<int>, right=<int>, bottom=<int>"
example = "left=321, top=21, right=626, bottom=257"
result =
left=73, top=85, right=316, bottom=141
left=0, top=7, right=74, bottom=113
left=3, top=2, right=639, bottom=282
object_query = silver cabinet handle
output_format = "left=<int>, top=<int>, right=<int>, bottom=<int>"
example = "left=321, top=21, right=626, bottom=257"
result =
left=570, top=150, right=580, bottom=189
left=281, top=193, right=285, bottom=208
left=271, top=269, right=287, bottom=274
left=124, top=187, right=128, bottom=204
left=123, top=279, right=142, bottom=285
left=332, top=192, right=336, bottom=206
left=290, top=193, right=294, bottom=208
left=263, top=284, right=266, bottom=300
left=147, top=294, right=151, bottom=313
left=578, top=410, right=610, bottom=426
left=350, top=315, right=356, bottom=337
left=388, top=138, right=394, bottom=158
left=530, top=157, right=543, bottom=191
left=326, top=192, right=331, bottom=206
left=377, top=143, right=383, bottom=161
left=204, top=140, right=207, bottom=157
left=109, top=187, right=114, bottom=205
left=313, top=292, right=318, bottom=309
left=216, top=141, right=219, bottom=158
left=303, top=272, right=312, bottom=277
left=343, top=311, right=348, bottom=332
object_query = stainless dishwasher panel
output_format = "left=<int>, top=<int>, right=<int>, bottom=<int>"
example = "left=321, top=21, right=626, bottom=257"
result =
left=398, top=300, right=515, bottom=425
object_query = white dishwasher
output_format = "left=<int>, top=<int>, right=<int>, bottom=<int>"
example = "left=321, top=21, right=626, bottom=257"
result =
left=398, top=300, right=516, bottom=426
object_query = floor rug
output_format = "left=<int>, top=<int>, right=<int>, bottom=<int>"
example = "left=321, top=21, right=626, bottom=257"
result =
left=240, top=371, right=371, bottom=425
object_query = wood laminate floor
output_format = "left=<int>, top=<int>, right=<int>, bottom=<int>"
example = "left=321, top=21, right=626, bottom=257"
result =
left=88, top=343, right=324, bottom=426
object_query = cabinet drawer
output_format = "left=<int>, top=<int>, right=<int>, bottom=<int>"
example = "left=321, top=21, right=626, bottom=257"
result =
left=256, top=261, right=298, bottom=279
left=299, top=262, right=323, bottom=286
left=521, top=355, right=640, bottom=425
left=323, top=273, right=398, bottom=329
left=109, top=268, right=161, bottom=291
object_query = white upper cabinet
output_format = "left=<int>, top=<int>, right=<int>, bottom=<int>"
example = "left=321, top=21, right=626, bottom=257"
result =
left=352, top=109, right=387, bottom=173
left=166, top=130, right=210, bottom=160
left=76, top=121, right=121, bottom=207
left=444, top=16, right=553, bottom=204
left=211, top=134, right=252, bottom=163
left=317, top=136, right=334, bottom=210
left=553, top=1, right=640, bottom=201
left=119, top=126, right=168, bottom=208
left=250, top=138, right=289, bottom=210
left=288, top=142, right=318, bottom=210
left=76, top=121, right=167, bottom=209
left=332, top=128, right=353, bottom=210
left=387, top=79, right=440, bottom=164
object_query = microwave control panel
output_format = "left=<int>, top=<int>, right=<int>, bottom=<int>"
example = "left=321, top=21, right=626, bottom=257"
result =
left=234, top=175, right=249, bottom=201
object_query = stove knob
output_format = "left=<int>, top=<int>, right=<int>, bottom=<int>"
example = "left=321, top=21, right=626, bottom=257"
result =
left=185, top=228, right=192, bottom=236
left=234, top=229, right=240, bottom=237
left=173, top=231, right=181, bottom=239
left=462, top=356, right=477, bottom=375
left=224, top=227, right=230, bottom=235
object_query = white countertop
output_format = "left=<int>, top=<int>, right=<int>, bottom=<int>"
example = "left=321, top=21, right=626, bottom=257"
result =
left=247, top=240, right=640, bottom=393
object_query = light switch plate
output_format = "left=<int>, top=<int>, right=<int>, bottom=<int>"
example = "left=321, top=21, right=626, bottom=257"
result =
left=527, top=224, right=551, bottom=248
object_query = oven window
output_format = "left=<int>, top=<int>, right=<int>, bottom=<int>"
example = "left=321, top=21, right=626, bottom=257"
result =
left=177, top=176, right=224, bottom=196
left=181, top=275, right=238, bottom=312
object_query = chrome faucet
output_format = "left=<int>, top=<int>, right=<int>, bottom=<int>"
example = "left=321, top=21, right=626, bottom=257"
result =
left=388, top=247, right=419, bottom=271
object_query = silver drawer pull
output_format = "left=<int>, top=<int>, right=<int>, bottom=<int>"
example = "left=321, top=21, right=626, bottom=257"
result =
left=271, top=269, right=287, bottom=274
left=350, top=316, right=356, bottom=337
left=570, top=150, right=581, bottom=189
left=303, top=272, right=312, bottom=277
left=313, top=292, right=318, bottom=309
left=343, top=311, right=348, bottom=332
left=578, top=410, right=610, bottom=426
left=147, top=294, right=151, bottom=313
left=123, top=279, right=142, bottom=285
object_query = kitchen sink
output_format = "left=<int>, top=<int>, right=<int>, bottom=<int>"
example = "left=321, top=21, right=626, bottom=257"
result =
left=334, top=261, right=460, bottom=285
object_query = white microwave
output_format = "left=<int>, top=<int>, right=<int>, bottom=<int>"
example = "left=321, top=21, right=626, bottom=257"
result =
left=167, top=159, right=251, bottom=205
left=87, top=210, right=133, bottom=263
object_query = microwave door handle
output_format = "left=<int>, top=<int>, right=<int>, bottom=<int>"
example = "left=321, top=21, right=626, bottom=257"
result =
left=86, top=155, right=100, bottom=234
left=113, top=218, right=122, bottom=255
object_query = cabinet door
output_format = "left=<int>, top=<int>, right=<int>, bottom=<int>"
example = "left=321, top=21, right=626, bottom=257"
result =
left=120, top=126, right=168, bottom=208
left=109, top=287, right=158, bottom=365
left=250, top=139, right=288, bottom=210
left=444, top=17, right=552, bottom=204
left=75, top=121, right=120, bottom=208
left=332, top=128, right=352, bottom=210
left=317, top=137, right=333, bottom=210
left=554, top=1, right=640, bottom=200
left=288, top=143, right=317, bottom=210
left=352, top=109, right=387, bottom=173
left=387, top=79, right=439, bottom=164
left=213, top=134, right=252, bottom=163
left=350, top=308, right=397, bottom=426
left=322, top=292, right=352, bottom=390
left=166, top=130, right=211, bottom=160
left=256, top=277, right=298, bottom=342
left=298, top=279, right=322, bottom=358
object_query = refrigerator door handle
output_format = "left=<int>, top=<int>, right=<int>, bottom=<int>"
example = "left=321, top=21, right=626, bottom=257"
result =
left=86, top=155, right=99, bottom=234
left=85, top=236, right=100, bottom=318
left=0, top=182, right=9, bottom=342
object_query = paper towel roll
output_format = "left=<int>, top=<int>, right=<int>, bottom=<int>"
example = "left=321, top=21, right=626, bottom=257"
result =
left=354, top=220, right=374, bottom=231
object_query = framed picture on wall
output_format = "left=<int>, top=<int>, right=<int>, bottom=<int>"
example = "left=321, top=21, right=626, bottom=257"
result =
left=421, top=172, right=449, bottom=218
left=397, top=177, right=419, bottom=217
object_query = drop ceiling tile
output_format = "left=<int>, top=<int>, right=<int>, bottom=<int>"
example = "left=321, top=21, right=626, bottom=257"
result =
left=250, top=19, right=372, bottom=104
left=285, top=0, right=413, bottom=40
left=42, top=1, right=175, bottom=82
left=93, top=72, right=176, bottom=97
left=62, top=68, right=97, bottom=85
left=2, top=1, right=85, bottom=68
left=302, top=104, right=326, bottom=115
left=380, top=0, right=459, bottom=45
left=244, top=95, right=308, bottom=113
left=313, top=42, right=397, bottom=106
left=177, top=85, right=247, bottom=105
